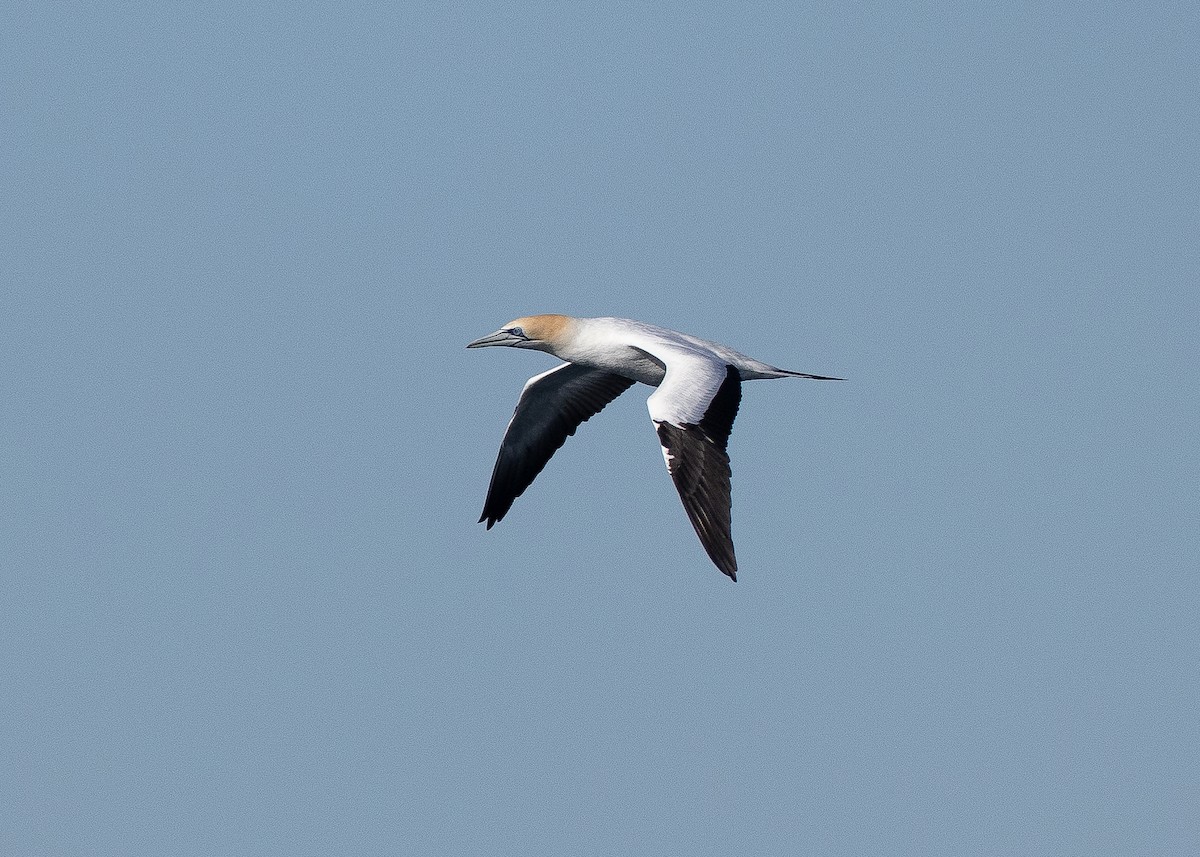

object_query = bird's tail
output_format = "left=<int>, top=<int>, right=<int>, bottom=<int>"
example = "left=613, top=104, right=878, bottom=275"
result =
left=775, top=368, right=845, bottom=381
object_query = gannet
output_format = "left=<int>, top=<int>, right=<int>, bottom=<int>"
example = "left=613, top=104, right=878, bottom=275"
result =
left=467, top=315, right=842, bottom=581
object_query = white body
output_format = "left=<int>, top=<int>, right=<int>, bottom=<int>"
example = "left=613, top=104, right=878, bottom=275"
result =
left=553, top=316, right=801, bottom=386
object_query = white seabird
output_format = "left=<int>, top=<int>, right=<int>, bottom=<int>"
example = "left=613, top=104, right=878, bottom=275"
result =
left=467, top=315, right=841, bottom=581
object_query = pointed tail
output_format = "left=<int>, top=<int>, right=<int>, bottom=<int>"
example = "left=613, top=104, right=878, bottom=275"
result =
left=777, top=369, right=845, bottom=381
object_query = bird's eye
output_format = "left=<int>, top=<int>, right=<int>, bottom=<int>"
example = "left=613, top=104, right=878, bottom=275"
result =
left=507, top=327, right=525, bottom=338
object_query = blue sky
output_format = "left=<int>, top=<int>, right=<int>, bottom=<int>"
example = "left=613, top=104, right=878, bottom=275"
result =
left=3, top=2, right=1198, bottom=854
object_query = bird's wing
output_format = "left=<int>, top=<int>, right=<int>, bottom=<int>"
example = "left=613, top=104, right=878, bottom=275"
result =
left=640, top=346, right=742, bottom=580
left=479, top=362, right=636, bottom=528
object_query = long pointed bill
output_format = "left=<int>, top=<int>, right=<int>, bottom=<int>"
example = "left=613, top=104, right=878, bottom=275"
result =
left=467, top=330, right=523, bottom=348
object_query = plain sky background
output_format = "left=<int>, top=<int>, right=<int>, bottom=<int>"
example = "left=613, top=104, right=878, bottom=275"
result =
left=3, top=2, right=1198, bottom=855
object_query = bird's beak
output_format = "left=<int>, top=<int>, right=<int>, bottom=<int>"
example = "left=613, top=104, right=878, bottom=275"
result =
left=467, top=329, right=523, bottom=348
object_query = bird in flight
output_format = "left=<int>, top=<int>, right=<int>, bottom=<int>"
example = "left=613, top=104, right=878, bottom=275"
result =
left=467, top=314, right=841, bottom=581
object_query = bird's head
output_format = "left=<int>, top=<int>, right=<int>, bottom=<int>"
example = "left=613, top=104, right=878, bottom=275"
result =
left=466, top=314, right=571, bottom=352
